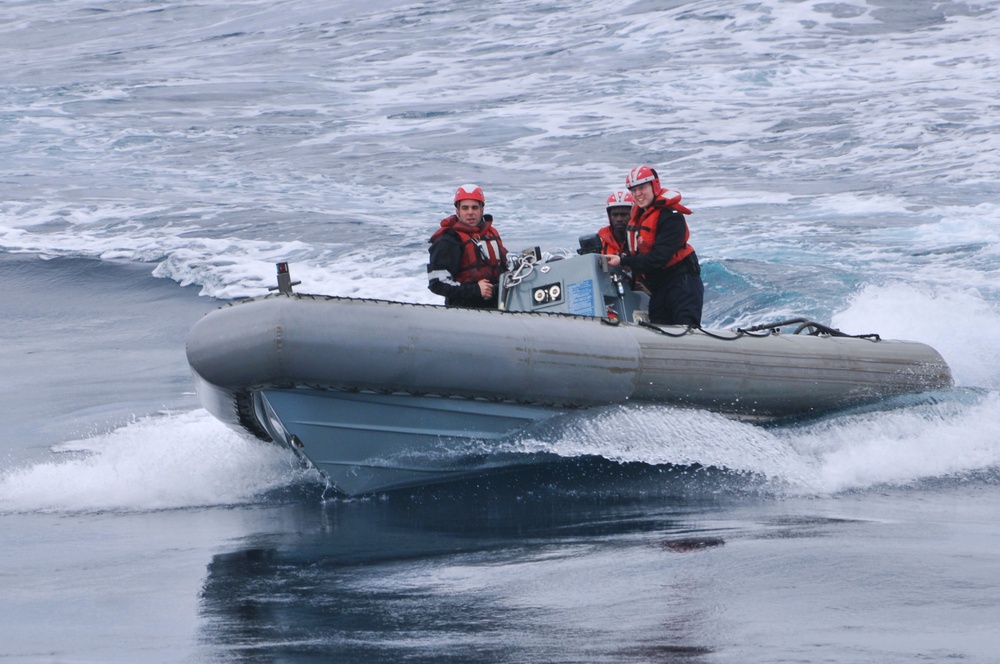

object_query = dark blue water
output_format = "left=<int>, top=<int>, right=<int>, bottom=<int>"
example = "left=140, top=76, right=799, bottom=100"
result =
left=1, top=254, right=216, bottom=454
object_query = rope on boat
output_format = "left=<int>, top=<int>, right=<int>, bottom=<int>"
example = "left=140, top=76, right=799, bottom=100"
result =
left=503, top=252, right=538, bottom=288
left=638, top=322, right=761, bottom=340
left=699, top=326, right=769, bottom=340
left=500, top=252, right=539, bottom=311
left=741, top=318, right=881, bottom=341
left=638, top=320, right=696, bottom=337
left=638, top=317, right=882, bottom=342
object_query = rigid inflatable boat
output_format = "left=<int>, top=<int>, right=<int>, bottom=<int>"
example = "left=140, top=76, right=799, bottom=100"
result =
left=186, top=250, right=953, bottom=496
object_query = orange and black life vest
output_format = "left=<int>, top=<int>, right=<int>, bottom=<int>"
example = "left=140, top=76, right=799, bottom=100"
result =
left=626, top=191, right=694, bottom=270
left=430, top=215, right=507, bottom=284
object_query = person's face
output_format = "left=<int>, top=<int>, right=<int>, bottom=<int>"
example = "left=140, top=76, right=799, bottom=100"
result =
left=456, top=200, right=484, bottom=226
left=608, top=207, right=631, bottom=234
left=629, top=182, right=655, bottom=208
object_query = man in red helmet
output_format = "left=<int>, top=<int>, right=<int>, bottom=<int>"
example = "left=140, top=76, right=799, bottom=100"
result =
left=427, top=184, right=508, bottom=308
left=599, top=190, right=633, bottom=255
left=598, top=190, right=645, bottom=292
left=606, top=165, right=704, bottom=326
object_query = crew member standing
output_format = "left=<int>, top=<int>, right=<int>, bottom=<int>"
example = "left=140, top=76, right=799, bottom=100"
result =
left=427, top=184, right=508, bottom=308
left=607, top=165, right=704, bottom=325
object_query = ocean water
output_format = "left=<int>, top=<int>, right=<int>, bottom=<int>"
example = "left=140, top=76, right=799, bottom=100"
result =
left=3, top=0, right=1000, bottom=661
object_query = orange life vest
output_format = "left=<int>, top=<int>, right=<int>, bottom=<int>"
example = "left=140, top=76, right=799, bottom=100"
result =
left=598, top=225, right=625, bottom=255
left=431, top=215, right=507, bottom=284
left=626, top=191, right=694, bottom=270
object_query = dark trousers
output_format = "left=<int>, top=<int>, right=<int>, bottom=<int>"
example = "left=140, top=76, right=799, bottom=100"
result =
left=649, top=272, right=704, bottom=326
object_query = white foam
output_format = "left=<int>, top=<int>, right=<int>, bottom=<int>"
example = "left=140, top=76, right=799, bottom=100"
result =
left=507, top=392, right=1000, bottom=497
left=0, top=410, right=308, bottom=514
left=833, top=282, right=1000, bottom=389
left=778, top=393, right=1000, bottom=494
left=510, top=405, right=817, bottom=487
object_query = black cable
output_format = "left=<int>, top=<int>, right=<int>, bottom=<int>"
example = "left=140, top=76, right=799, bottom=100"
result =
left=637, top=320, right=694, bottom=337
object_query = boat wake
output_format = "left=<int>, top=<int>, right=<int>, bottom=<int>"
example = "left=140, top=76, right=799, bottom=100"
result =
left=772, top=389, right=1000, bottom=495
left=0, top=410, right=312, bottom=515
left=488, top=390, right=1000, bottom=497
left=3, top=389, right=998, bottom=514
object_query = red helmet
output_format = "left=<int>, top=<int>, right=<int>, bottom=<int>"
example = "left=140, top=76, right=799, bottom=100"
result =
left=454, top=184, right=485, bottom=206
left=625, top=165, right=662, bottom=196
left=606, top=190, right=634, bottom=209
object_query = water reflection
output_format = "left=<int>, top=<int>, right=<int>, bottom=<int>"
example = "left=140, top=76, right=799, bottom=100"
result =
left=198, top=459, right=747, bottom=662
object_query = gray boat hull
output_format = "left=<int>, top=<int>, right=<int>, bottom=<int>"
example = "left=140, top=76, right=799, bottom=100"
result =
left=255, top=389, right=563, bottom=495
left=186, top=289, right=952, bottom=495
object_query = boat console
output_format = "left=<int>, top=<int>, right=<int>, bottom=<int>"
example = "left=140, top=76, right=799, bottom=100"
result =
left=498, top=248, right=649, bottom=323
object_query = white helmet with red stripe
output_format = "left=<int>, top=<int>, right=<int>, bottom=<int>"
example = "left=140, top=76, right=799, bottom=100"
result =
left=454, top=183, right=485, bottom=207
left=605, top=190, right=634, bottom=209
left=625, top=165, right=662, bottom=197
